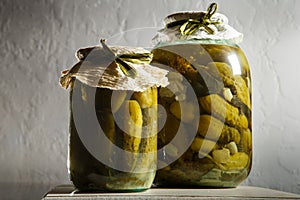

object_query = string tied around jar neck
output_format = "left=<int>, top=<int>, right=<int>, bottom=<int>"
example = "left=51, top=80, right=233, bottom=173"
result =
left=100, top=39, right=153, bottom=78
left=166, top=3, right=221, bottom=36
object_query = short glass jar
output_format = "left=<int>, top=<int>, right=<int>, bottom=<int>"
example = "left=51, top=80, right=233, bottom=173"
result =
left=60, top=41, right=168, bottom=191
left=152, top=4, right=252, bottom=187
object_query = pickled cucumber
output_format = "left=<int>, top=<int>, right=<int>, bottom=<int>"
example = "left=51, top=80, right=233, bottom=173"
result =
left=198, top=115, right=240, bottom=144
left=69, top=82, right=157, bottom=191
left=153, top=43, right=252, bottom=188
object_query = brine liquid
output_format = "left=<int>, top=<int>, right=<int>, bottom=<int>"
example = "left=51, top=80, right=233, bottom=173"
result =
left=152, top=43, right=252, bottom=187
left=69, top=81, right=157, bottom=191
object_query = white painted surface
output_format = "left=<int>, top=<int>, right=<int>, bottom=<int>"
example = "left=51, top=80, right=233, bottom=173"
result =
left=43, top=186, right=300, bottom=200
left=0, top=0, right=300, bottom=195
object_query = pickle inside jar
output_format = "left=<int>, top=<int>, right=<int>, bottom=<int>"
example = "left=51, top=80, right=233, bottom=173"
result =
left=152, top=43, right=252, bottom=187
left=69, top=81, right=157, bottom=191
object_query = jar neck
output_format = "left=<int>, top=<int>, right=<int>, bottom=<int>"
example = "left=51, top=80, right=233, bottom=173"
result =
left=154, top=39, right=239, bottom=49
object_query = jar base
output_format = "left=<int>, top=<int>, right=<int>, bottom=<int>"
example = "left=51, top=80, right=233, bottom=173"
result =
left=154, top=167, right=249, bottom=188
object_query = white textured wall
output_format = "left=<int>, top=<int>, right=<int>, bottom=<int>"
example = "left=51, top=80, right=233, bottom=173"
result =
left=1, top=0, right=300, bottom=194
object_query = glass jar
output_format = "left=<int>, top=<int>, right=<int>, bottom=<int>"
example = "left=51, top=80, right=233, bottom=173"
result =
left=152, top=4, right=252, bottom=187
left=60, top=40, right=168, bottom=191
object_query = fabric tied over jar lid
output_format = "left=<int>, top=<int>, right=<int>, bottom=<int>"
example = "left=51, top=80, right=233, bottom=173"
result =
left=153, top=3, right=243, bottom=44
left=60, top=40, right=169, bottom=92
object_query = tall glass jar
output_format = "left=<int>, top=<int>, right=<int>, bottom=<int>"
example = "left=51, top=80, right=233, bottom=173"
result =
left=152, top=4, right=252, bottom=187
left=60, top=40, right=168, bottom=191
